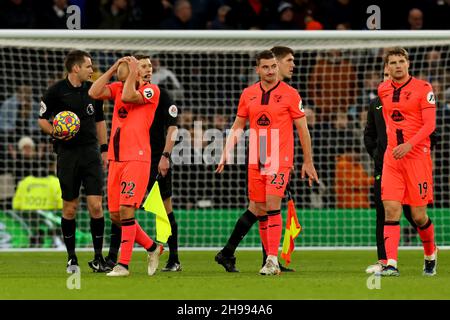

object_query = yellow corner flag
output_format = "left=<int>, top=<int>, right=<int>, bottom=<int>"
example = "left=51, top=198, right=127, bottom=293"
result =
left=143, top=181, right=172, bottom=243
left=280, top=197, right=302, bottom=266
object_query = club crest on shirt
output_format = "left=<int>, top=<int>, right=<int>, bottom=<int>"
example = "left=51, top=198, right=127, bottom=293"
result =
left=39, top=101, right=47, bottom=116
left=118, top=107, right=128, bottom=118
left=391, top=110, right=405, bottom=122
left=427, top=91, right=436, bottom=104
left=86, top=103, right=94, bottom=115
left=274, top=94, right=282, bottom=102
left=404, top=91, right=411, bottom=100
left=168, top=105, right=178, bottom=118
left=256, top=113, right=271, bottom=127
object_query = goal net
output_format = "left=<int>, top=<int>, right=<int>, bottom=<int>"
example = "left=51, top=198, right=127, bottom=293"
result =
left=0, top=30, right=449, bottom=249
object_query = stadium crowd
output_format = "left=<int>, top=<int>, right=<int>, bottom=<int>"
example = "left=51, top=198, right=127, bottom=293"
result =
left=0, top=0, right=450, bottom=30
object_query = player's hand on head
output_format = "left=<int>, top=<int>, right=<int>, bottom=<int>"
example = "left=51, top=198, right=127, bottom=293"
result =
left=127, top=56, right=139, bottom=73
left=112, top=56, right=131, bottom=71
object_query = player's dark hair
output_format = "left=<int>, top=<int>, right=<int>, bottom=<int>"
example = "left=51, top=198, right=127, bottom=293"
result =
left=384, top=47, right=409, bottom=64
left=270, top=46, right=294, bottom=60
left=255, top=50, right=276, bottom=65
left=64, top=50, right=91, bottom=73
left=133, top=54, right=151, bottom=61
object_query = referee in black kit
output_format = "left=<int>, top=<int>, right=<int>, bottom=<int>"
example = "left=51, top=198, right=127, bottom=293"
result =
left=38, top=50, right=110, bottom=273
left=148, top=86, right=181, bottom=272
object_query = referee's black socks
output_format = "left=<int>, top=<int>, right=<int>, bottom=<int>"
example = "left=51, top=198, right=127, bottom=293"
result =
left=222, top=209, right=258, bottom=257
left=167, top=212, right=179, bottom=263
left=61, top=217, right=76, bottom=258
left=90, top=216, right=105, bottom=258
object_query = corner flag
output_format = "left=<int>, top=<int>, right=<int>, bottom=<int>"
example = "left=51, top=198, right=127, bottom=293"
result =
left=143, top=181, right=172, bottom=243
left=280, top=191, right=302, bottom=266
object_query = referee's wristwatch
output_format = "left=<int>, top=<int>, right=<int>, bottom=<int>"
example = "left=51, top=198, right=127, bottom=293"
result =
left=161, top=152, right=171, bottom=160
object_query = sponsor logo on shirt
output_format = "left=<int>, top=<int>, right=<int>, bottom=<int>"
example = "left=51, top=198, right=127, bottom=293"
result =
left=256, top=114, right=271, bottom=126
left=299, top=100, right=304, bottom=112
left=391, top=110, right=405, bottom=122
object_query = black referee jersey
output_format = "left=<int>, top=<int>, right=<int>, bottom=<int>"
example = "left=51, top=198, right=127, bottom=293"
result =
left=150, top=87, right=179, bottom=159
left=39, top=78, right=104, bottom=147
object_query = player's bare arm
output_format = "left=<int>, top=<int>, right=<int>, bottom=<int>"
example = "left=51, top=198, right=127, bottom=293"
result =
left=158, top=125, right=178, bottom=177
left=216, top=116, right=246, bottom=174
left=294, top=117, right=319, bottom=187
left=89, top=56, right=130, bottom=99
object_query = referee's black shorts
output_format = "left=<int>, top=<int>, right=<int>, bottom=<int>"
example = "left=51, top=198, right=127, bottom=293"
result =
left=148, top=157, right=172, bottom=200
left=56, top=143, right=104, bottom=201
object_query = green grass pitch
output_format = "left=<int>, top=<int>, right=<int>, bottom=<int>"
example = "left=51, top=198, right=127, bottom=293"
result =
left=0, top=250, right=449, bottom=300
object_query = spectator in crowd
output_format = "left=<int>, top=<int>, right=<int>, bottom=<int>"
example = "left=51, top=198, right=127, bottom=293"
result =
left=12, top=156, right=63, bottom=248
left=160, top=0, right=199, bottom=29
left=321, top=0, right=356, bottom=30
left=124, top=0, right=173, bottom=29
left=314, top=111, right=355, bottom=207
left=225, top=0, right=277, bottom=30
left=37, top=0, right=69, bottom=29
left=0, top=85, right=40, bottom=146
left=360, top=69, right=381, bottom=105
left=99, top=0, right=129, bottom=29
left=0, top=0, right=34, bottom=28
left=407, top=8, right=424, bottom=30
left=11, top=136, right=43, bottom=184
left=266, top=1, right=299, bottom=30
left=190, top=0, right=223, bottom=29
left=423, top=50, right=444, bottom=83
left=151, top=57, right=184, bottom=101
left=13, top=86, right=41, bottom=141
left=335, top=144, right=373, bottom=209
left=208, top=5, right=232, bottom=29
left=308, top=50, right=357, bottom=122
left=294, top=106, right=324, bottom=208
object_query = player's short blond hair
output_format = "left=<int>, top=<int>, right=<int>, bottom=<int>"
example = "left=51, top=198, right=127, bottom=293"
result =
left=384, top=47, right=409, bottom=64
